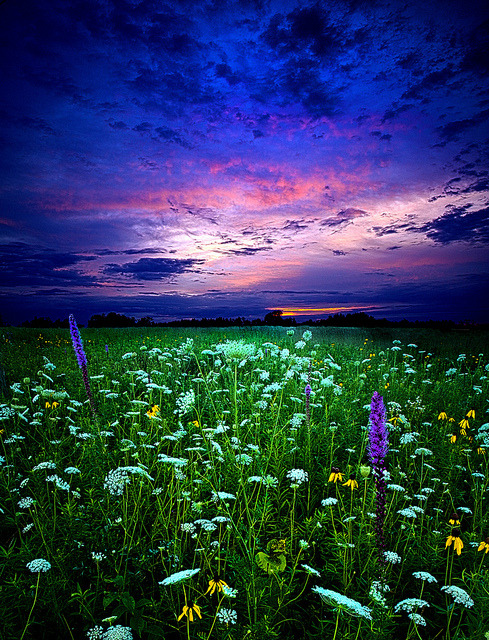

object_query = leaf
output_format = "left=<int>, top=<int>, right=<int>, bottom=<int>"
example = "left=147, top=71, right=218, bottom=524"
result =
left=255, top=551, right=286, bottom=574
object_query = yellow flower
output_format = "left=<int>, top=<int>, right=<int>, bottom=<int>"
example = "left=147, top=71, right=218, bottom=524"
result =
left=450, top=433, right=457, bottom=444
left=459, top=418, right=470, bottom=431
left=477, top=538, right=489, bottom=554
left=328, top=467, right=343, bottom=483
left=438, top=411, right=448, bottom=420
left=448, top=513, right=460, bottom=526
left=445, top=530, right=463, bottom=555
left=146, top=404, right=160, bottom=418
left=45, top=401, right=51, bottom=408
left=205, top=577, right=228, bottom=595
left=342, top=475, right=358, bottom=491
left=178, top=603, right=202, bottom=622
left=466, top=409, right=475, bottom=419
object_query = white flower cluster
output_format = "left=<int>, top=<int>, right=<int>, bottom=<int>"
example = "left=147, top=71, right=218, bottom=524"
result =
left=413, top=571, right=438, bottom=583
left=159, top=568, right=200, bottom=586
left=103, top=626, right=133, bottom=640
left=321, top=497, right=338, bottom=507
left=440, top=585, right=474, bottom=608
left=18, top=497, right=35, bottom=509
left=216, top=607, right=237, bottom=624
left=394, top=598, right=429, bottom=613
left=286, top=468, right=308, bottom=485
left=312, top=587, right=372, bottom=620
left=26, top=558, right=51, bottom=572
left=384, top=551, right=401, bottom=564
left=216, top=340, right=256, bottom=360
left=32, top=460, right=57, bottom=471
left=176, top=389, right=195, bottom=415
left=103, top=466, right=153, bottom=496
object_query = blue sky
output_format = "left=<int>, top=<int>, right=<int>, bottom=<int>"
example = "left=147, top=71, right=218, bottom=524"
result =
left=1, top=0, right=488, bottom=324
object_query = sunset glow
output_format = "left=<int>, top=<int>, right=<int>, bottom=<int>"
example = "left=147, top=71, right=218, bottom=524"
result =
left=1, top=0, right=488, bottom=324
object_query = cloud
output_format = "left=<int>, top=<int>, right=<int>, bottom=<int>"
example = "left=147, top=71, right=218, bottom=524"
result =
left=0, top=242, right=98, bottom=287
left=435, top=108, right=489, bottom=145
left=94, top=248, right=164, bottom=256
left=103, top=257, right=204, bottom=280
left=418, top=204, right=489, bottom=244
left=320, top=208, right=368, bottom=227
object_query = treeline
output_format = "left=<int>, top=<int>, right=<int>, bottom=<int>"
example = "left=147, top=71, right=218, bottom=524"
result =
left=17, top=310, right=486, bottom=330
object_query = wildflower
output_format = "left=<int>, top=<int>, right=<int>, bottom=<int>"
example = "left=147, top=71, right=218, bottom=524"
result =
left=159, top=568, right=200, bottom=586
left=446, top=529, right=463, bottom=555
left=146, top=404, right=159, bottom=418
left=438, top=412, right=448, bottom=420
left=216, top=608, right=237, bottom=624
left=328, top=467, right=343, bottom=483
left=301, top=564, right=321, bottom=577
left=312, top=586, right=372, bottom=620
left=478, top=537, right=489, bottom=554
left=286, top=468, right=308, bottom=485
left=178, top=603, right=202, bottom=622
left=384, top=551, right=401, bottom=564
left=466, top=409, right=475, bottom=419
left=368, top=391, right=389, bottom=570
left=459, top=418, right=470, bottom=433
left=440, top=585, right=474, bottom=607
left=205, top=576, right=228, bottom=595
left=450, top=432, right=457, bottom=443
left=448, top=513, right=460, bottom=525
left=69, top=314, right=97, bottom=417
left=102, top=627, right=133, bottom=640
left=26, top=558, right=51, bottom=572
left=321, top=497, right=338, bottom=507
left=413, top=571, right=438, bottom=583
left=408, top=613, right=426, bottom=626
left=394, top=598, right=430, bottom=613
left=343, top=474, right=358, bottom=490
left=86, top=626, right=104, bottom=640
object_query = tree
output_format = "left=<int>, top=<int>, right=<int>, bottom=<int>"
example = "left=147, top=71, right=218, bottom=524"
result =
left=264, top=310, right=283, bottom=325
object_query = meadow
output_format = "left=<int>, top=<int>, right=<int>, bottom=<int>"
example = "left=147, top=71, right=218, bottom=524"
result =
left=0, top=323, right=488, bottom=640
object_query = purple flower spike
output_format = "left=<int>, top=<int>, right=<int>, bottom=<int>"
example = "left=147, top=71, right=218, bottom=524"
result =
left=368, top=391, right=389, bottom=575
left=368, top=391, right=389, bottom=474
left=69, top=314, right=97, bottom=418
left=69, top=315, right=87, bottom=369
left=305, top=383, right=312, bottom=423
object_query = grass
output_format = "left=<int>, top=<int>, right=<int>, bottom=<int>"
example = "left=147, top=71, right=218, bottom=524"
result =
left=0, top=325, right=488, bottom=640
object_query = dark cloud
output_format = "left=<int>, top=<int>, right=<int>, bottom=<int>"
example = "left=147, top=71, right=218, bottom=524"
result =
left=321, top=208, right=368, bottom=227
left=283, top=219, right=308, bottom=231
left=418, top=204, right=489, bottom=243
left=461, top=18, right=489, bottom=76
left=401, top=67, right=455, bottom=101
left=0, top=242, right=98, bottom=287
left=381, top=103, right=413, bottom=123
left=108, top=120, right=129, bottom=130
left=435, top=109, right=489, bottom=145
left=103, top=257, right=204, bottom=280
left=225, top=246, right=272, bottom=256
left=263, top=6, right=344, bottom=58
left=94, top=248, right=164, bottom=256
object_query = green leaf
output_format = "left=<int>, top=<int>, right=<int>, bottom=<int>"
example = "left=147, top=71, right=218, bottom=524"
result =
left=255, top=552, right=286, bottom=574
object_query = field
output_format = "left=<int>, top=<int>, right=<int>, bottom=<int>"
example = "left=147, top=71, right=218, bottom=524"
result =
left=0, top=324, right=488, bottom=640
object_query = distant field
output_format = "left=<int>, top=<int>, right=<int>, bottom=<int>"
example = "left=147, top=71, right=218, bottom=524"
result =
left=0, top=325, right=488, bottom=639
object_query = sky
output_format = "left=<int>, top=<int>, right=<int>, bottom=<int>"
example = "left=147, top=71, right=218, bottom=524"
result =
left=1, top=0, right=489, bottom=325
